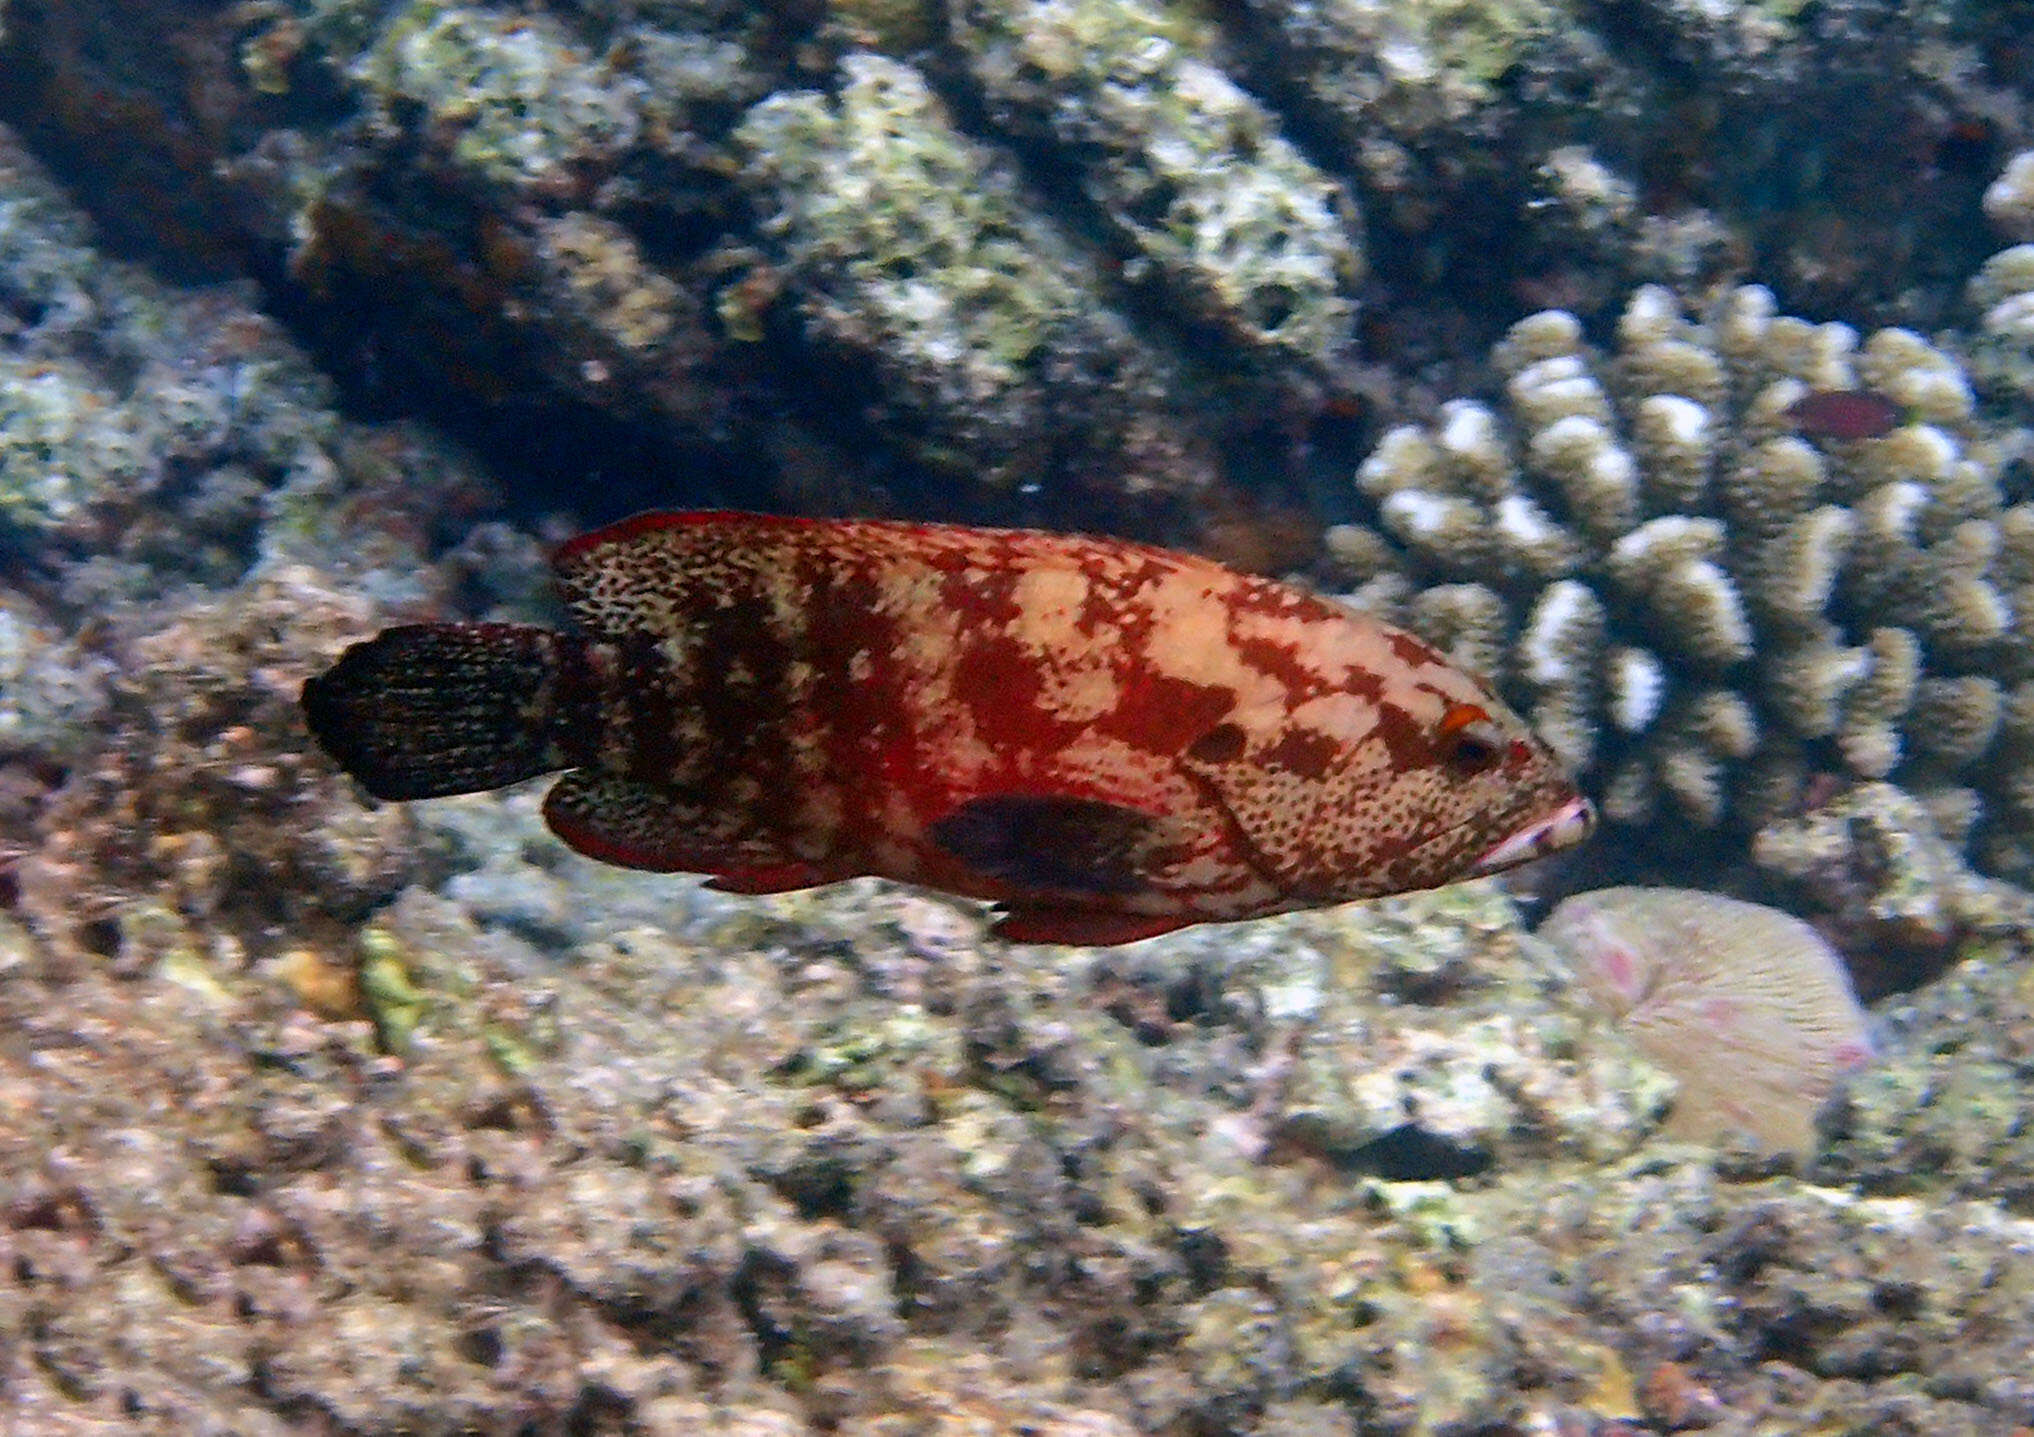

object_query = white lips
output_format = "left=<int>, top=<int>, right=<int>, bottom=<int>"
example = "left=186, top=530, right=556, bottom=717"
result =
left=1470, top=794, right=1596, bottom=876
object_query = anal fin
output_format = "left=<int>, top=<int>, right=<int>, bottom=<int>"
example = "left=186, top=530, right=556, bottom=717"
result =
left=543, top=771, right=822, bottom=891
left=706, top=866, right=827, bottom=896
left=991, top=907, right=1190, bottom=947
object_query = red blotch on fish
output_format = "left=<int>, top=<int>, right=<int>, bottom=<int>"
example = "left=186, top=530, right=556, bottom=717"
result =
left=302, top=512, right=1593, bottom=944
left=1785, top=388, right=1902, bottom=441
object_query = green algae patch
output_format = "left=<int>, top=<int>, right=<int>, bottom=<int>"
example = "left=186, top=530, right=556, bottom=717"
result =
left=358, top=924, right=432, bottom=1052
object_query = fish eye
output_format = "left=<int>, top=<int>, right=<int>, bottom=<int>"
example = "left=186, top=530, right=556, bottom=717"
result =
left=1438, top=703, right=1501, bottom=775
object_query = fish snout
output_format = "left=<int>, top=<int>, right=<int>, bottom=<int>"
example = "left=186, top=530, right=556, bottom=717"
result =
left=1469, top=793, right=1596, bottom=878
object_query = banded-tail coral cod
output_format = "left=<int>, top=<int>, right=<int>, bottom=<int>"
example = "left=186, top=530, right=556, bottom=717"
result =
left=302, top=511, right=1593, bottom=944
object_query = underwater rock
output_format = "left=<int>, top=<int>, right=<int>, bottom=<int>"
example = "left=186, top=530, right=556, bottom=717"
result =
left=733, top=54, right=1216, bottom=508
left=951, top=0, right=1362, bottom=377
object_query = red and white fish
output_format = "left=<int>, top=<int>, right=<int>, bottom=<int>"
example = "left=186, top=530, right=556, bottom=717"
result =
left=302, top=512, right=1593, bottom=944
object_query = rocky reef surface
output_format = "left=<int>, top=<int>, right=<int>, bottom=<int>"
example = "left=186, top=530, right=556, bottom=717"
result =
left=3, top=3, right=2034, bottom=1433
left=10, top=868, right=2034, bottom=1436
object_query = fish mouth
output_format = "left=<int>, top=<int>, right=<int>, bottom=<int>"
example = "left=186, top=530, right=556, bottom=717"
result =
left=1467, top=793, right=1596, bottom=878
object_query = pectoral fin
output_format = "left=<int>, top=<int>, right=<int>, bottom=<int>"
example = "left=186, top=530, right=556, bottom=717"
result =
left=927, top=794, right=1170, bottom=896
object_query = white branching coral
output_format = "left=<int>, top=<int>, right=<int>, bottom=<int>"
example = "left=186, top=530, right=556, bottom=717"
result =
left=1330, top=280, right=2034, bottom=875
left=1967, top=243, right=2034, bottom=406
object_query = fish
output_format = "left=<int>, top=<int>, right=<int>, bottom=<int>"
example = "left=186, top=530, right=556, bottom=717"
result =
left=1539, top=886, right=1875, bottom=1157
left=1784, top=387, right=1903, bottom=442
left=302, top=511, right=1594, bottom=945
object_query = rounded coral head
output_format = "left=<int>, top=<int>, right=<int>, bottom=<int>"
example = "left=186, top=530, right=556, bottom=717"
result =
left=1539, top=886, right=1875, bottom=1156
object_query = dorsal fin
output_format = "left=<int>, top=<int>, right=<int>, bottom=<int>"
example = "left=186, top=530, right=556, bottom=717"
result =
left=549, top=511, right=818, bottom=638
left=549, top=510, right=817, bottom=568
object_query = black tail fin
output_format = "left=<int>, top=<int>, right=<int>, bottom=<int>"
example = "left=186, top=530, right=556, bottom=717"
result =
left=302, top=623, right=586, bottom=801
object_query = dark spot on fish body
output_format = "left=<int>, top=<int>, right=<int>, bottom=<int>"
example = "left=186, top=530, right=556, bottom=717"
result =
left=1371, top=700, right=1437, bottom=773
left=1111, top=673, right=1238, bottom=756
left=1186, top=722, right=1247, bottom=764
left=614, top=590, right=803, bottom=815
left=548, top=636, right=613, bottom=770
left=1385, top=629, right=1443, bottom=670
left=1103, top=554, right=1173, bottom=611
left=1261, top=726, right=1340, bottom=781
left=802, top=567, right=883, bottom=682
left=952, top=632, right=1049, bottom=725
left=939, top=558, right=1023, bottom=630
left=1230, top=631, right=1332, bottom=704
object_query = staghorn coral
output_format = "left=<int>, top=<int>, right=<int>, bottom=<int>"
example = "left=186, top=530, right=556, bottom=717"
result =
left=1330, top=277, right=2034, bottom=884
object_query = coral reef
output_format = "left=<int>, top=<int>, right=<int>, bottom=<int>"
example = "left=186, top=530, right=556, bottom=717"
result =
left=1965, top=240, right=2034, bottom=403
left=7, top=867, right=2034, bottom=1433
left=1814, top=924, right=2034, bottom=1214
left=1743, top=779, right=2034, bottom=995
left=0, top=0, right=2024, bottom=532
left=0, top=121, right=524, bottom=988
left=951, top=0, right=1362, bottom=377
left=0, top=127, right=340, bottom=562
left=5, top=9, right=2034, bottom=1436
left=1228, top=0, right=2013, bottom=318
left=1327, top=278, right=2034, bottom=889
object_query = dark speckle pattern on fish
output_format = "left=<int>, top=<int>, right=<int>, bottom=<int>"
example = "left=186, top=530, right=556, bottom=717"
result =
left=302, top=512, right=1594, bottom=943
